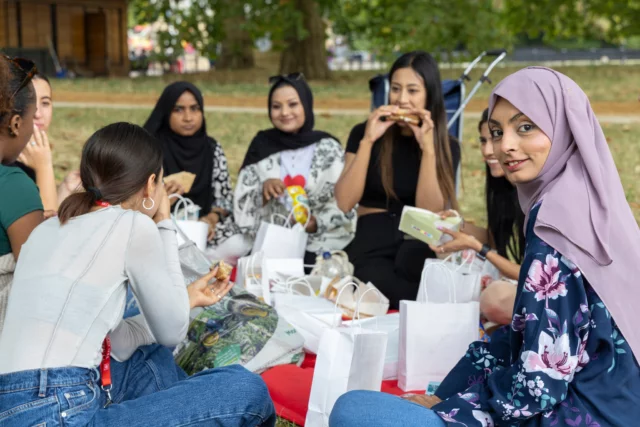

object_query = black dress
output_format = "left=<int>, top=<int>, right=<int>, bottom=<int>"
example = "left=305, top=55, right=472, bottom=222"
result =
left=344, top=122, right=461, bottom=309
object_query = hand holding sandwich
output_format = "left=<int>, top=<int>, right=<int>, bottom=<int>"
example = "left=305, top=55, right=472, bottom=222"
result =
left=406, top=108, right=435, bottom=153
left=362, top=105, right=399, bottom=146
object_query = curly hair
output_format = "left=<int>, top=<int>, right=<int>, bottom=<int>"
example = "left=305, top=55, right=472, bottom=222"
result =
left=0, top=54, right=36, bottom=128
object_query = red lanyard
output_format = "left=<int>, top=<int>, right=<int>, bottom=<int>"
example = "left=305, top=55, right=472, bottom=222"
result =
left=96, top=200, right=113, bottom=405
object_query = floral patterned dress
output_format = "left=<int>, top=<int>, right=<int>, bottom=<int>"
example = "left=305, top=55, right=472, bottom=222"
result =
left=431, top=203, right=640, bottom=426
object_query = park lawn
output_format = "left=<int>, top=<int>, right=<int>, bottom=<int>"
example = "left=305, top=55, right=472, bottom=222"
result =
left=50, top=107, right=640, bottom=225
left=52, top=64, right=640, bottom=105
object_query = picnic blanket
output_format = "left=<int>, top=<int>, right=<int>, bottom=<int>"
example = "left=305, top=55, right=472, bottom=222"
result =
left=261, top=353, right=424, bottom=426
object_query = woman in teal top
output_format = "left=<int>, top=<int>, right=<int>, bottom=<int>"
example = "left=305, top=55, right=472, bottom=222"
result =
left=0, top=55, right=43, bottom=259
left=0, top=54, right=44, bottom=329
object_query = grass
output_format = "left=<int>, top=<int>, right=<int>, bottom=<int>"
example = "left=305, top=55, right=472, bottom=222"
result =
left=50, top=107, right=640, bottom=226
left=51, top=63, right=640, bottom=105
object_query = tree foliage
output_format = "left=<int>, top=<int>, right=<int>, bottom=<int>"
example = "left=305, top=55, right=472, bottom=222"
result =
left=328, top=0, right=511, bottom=58
left=503, top=0, right=640, bottom=45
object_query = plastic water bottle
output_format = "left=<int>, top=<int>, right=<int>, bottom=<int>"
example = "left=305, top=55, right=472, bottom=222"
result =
left=319, top=252, right=345, bottom=280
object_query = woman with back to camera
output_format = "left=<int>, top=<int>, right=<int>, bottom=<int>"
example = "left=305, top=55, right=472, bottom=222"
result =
left=335, top=51, right=460, bottom=308
left=330, top=67, right=640, bottom=427
left=0, top=122, right=275, bottom=426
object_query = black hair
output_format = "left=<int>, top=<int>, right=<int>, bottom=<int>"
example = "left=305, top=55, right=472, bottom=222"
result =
left=380, top=50, right=458, bottom=210
left=479, top=108, right=525, bottom=263
left=58, top=122, right=163, bottom=223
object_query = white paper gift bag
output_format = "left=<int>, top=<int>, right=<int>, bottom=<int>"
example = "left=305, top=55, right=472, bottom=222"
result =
left=236, top=252, right=264, bottom=298
left=252, top=211, right=308, bottom=259
left=305, top=288, right=388, bottom=427
left=170, top=194, right=209, bottom=251
left=276, top=305, right=342, bottom=354
left=398, top=267, right=480, bottom=392
left=344, top=313, right=400, bottom=380
left=419, top=254, right=482, bottom=304
left=261, top=258, right=305, bottom=306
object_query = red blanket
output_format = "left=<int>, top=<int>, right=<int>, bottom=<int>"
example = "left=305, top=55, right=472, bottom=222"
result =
left=261, top=353, right=424, bottom=426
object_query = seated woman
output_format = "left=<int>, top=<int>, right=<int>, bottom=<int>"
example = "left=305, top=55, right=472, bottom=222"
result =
left=0, top=56, right=44, bottom=329
left=330, top=68, right=640, bottom=427
left=335, top=51, right=460, bottom=308
left=12, top=72, right=59, bottom=211
left=434, top=108, right=524, bottom=325
left=144, top=82, right=249, bottom=265
left=0, top=122, right=275, bottom=426
left=234, top=74, right=357, bottom=266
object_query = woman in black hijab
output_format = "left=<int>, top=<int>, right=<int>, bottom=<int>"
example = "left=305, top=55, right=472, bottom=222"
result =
left=144, top=82, right=250, bottom=264
left=234, top=74, right=357, bottom=266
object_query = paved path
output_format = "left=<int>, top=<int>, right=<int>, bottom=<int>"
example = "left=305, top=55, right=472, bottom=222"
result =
left=55, top=101, right=640, bottom=124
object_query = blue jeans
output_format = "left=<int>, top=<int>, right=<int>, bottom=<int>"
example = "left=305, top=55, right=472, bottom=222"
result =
left=329, top=390, right=446, bottom=427
left=0, top=345, right=276, bottom=426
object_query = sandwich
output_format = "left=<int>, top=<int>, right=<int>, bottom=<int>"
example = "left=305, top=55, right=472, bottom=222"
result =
left=384, top=109, right=421, bottom=126
left=164, top=171, right=196, bottom=193
left=214, top=260, right=233, bottom=281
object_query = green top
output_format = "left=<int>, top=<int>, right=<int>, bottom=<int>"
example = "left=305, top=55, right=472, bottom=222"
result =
left=0, top=164, right=43, bottom=256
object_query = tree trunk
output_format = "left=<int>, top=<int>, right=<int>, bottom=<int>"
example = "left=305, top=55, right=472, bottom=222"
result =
left=217, top=15, right=255, bottom=70
left=279, top=0, right=330, bottom=80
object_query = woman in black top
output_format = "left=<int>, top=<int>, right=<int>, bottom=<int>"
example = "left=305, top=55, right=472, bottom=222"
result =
left=335, top=51, right=460, bottom=308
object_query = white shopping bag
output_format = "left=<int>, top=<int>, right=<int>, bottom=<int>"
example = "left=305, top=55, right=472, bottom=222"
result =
left=419, top=254, right=482, bottom=304
left=277, top=305, right=342, bottom=354
left=236, top=252, right=264, bottom=298
left=344, top=313, right=400, bottom=380
left=261, top=258, right=305, bottom=306
left=170, top=194, right=209, bottom=251
left=305, top=288, right=388, bottom=427
left=274, top=278, right=348, bottom=354
left=398, top=267, right=480, bottom=391
left=252, top=211, right=308, bottom=259
left=325, top=276, right=390, bottom=319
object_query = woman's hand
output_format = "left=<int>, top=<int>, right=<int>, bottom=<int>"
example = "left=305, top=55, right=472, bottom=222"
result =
left=407, top=108, right=435, bottom=153
left=305, top=215, right=318, bottom=233
left=401, top=394, right=442, bottom=409
left=263, top=179, right=286, bottom=204
left=165, top=181, right=185, bottom=206
left=200, top=212, right=220, bottom=241
left=18, top=126, right=53, bottom=171
left=153, top=184, right=171, bottom=224
left=438, top=210, right=459, bottom=220
left=430, top=227, right=483, bottom=255
left=187, top=267, right=234, bottom=309
left=362, top=105, right=398, bottom=146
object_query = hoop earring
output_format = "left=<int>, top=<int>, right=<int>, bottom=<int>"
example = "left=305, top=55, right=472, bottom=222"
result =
left=142, top=198, right=155, bottom=210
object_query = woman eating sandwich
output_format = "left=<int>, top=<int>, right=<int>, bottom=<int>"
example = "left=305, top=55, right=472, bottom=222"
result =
left=335, top=51, right=461, bottom=309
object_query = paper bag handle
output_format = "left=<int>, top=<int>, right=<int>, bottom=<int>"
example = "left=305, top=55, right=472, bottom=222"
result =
left=169, top=193, right=196, bottom=221
left=353, top=287, right=384, bottom=329
left=271, top=203, right=312, bottom=229
left=331, top=281, right=360, bottom=319
left=419, top=261, right=457, bottom=303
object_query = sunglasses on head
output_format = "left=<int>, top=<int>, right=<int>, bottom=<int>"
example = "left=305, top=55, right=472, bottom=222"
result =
left=268, top=72, right=305, bottom=85
left=3, top=55, right=37, bottom=100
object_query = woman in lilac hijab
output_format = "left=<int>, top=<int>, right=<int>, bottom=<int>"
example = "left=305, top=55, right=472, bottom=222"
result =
left=329, top=68, right=640, bottom=427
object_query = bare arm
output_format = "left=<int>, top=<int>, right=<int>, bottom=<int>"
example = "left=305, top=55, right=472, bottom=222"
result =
left=335, top=149, right=370, bottom=213
left=335, top=107, right=397, bottom=213
left=7, top=210, right=44, bottom=259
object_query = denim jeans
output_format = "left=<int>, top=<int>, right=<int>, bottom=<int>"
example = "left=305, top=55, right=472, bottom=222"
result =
left=329, top=390, right=446, bottom=427
left=0, top=345, right=276, bottom=426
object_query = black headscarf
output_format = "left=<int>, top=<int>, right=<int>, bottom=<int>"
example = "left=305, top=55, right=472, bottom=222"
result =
left=143, top=82, right=214, bottom=216
left=240, top=76, right=337, bottom=170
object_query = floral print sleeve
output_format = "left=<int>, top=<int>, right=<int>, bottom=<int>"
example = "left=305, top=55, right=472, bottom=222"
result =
left=432, top=203, right=640, bottom=426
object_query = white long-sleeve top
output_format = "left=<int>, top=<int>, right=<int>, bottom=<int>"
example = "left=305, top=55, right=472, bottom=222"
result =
left=0, top=206, right=189, bottom=373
